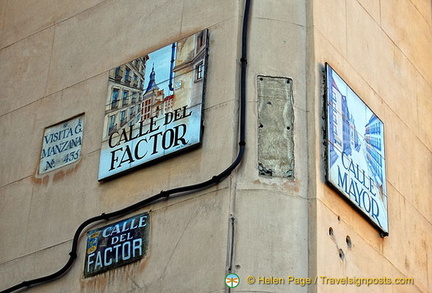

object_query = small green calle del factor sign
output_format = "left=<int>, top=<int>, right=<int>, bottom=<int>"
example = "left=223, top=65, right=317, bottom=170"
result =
left=84, top=212, right=150, bottom=277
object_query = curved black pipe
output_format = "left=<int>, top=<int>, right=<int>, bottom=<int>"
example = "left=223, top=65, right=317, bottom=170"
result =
left=1, top=1, right=251, bottom=292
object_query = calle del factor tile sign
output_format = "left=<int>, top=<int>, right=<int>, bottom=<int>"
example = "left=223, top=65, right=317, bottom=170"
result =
left=325, top=63, right=388, bottom=235
left=84, top=212, right=149, bottom=277
left=98, top=30, right=208, bottom=180
left=39, top=115, right=84, bottom=174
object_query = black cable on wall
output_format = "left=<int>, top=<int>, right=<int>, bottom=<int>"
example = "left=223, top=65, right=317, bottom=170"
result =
left=1, top=0, right=251, bottom=292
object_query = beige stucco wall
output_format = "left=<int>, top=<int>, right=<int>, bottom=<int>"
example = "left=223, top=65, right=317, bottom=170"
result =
left=0, top=0, right=310, bottom=292
left=310, top=0, right=432, bottom=292
left=1, top=0, right=431, bottom=292
left=0, top=1, right=241, bottom=292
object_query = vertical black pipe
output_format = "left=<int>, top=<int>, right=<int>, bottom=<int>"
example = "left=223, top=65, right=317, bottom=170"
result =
left=168, top=43, right=176, bottom=92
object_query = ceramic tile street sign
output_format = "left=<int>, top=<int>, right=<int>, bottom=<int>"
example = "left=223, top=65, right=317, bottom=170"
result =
left=326, top=63, right=388, bottom=235
left=84, top=212, right=150, bottom=277
left=98, top=30, right=208, bottom=180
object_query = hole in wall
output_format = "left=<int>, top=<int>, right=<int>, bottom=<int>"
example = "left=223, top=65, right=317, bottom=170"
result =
left=346, top=236, right=352, bottom=249
left=328, top=227, right=334, bottom=236
left=339, top=249, right=345, bottom=260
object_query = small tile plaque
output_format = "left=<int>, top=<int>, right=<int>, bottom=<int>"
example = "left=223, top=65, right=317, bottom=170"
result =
left=39, top=115, right=84, bottom=174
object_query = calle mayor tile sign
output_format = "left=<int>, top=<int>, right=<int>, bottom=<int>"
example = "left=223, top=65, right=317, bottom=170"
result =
left=84, top=213, right=149, bottom=277
left=39, top=115, right=84, bottom=174
left=325, top=63, right=388, bottom=235
left=98, top=30, right=208, bottom=180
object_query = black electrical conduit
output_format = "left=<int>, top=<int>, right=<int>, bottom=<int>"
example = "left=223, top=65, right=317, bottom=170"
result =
left=1, top=1, right=251, bottom=292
